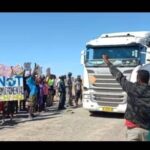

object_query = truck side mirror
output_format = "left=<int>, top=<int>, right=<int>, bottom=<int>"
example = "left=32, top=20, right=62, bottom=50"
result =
left=81, top=50, right=85, bottom=65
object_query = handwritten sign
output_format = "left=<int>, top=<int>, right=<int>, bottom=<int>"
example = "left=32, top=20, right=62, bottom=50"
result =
left=24, top=62, right=31, bottom=71
left=0, top=75, right=24, bottom=101
left=12, top=65, right=24, bottom=75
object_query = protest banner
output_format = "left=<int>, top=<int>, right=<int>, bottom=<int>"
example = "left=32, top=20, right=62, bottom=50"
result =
left=0, top=75, right=24, bottom=101
left=12, top=65, right=24, bottom=75
left=0, top=64, right=4, bottom=76
left=0, top=64, right=12, bottom=78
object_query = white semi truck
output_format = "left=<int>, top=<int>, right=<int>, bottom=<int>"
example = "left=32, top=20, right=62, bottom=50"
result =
left=81, top=31, right=150, bottom=114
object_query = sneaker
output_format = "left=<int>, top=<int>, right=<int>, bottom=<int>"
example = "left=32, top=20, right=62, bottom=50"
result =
left=62, top=107, right=66, bottom=110
left=28, top=114, right=35, bottom=120
left=0, top=119, right=5, bottom=125
left=28, top=116, right=33, bottom=120
left=58, top=107, right=66, bottom=110
left=74, top=105, right=78, bottom=108
left=31, top=114, right=36, bottom=117
left=57, top=107, right=62, bottom=110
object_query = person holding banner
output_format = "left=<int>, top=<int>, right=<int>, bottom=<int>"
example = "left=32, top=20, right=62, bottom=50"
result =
left=0, top=101, right=5, bottom=125
left=20, top=70, right=30, bottom=111
left=36, top=76, right=44, bottom=112
left=26, top=64, right=38, bottom=119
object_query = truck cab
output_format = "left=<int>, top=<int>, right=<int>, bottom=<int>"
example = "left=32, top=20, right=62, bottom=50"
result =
left=81, top=31, right=150, bottom=114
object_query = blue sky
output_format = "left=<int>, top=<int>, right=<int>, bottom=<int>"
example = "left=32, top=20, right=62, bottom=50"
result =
left=0, top=13, right=150, bottom=77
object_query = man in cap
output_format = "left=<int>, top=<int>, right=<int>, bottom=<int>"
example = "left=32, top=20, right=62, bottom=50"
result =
left=66, top=72, right=74, bottom=106
left=74, top=75, right=82, bottom=107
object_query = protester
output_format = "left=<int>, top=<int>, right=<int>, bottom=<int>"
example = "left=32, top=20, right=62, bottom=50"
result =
left=58, top=75, right=66, bottom=110
left=74, top=75, right=82, bottom=107
left=47, top=75, right=56, bottom=106
left=102, top=54, right=150, bottom=141
left=20, top=70, right=30, bottom=111
left=66, top=72, right=73, bottom=106
left=6, top=101, right=15, bottom=121
left=36, top=76, right=44, bottom=112
left=0, top=101, right=5, bottom=125
left=26, top=64, right=38, bottom=119
left=43, top=78, right=49, bottom=111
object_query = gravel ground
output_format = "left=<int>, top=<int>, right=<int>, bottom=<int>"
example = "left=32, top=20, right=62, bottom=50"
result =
left=0, top=102, right=126, bottom=141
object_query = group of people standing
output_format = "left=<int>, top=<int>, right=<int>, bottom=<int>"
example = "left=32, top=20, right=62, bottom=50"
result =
left=25, top=69, right=83, bottom=118
left=58, top=72, right=82, bottom=110
left=0, top=63, right=82, bottom=122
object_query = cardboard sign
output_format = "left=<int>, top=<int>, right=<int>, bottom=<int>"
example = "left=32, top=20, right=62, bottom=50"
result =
left=12, top=65, right=24, bottom=75
left=46, top=68, right=51, bottom=76
left=24, top=62, right=31, bottom=71
left=36, top=64, right=42, bottom=76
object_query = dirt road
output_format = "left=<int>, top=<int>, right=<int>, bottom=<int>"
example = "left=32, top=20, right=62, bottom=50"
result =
left=0, top=102, right=126, bottom=141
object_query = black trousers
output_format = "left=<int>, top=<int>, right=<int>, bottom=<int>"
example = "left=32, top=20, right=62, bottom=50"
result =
left=75, top=90, right=82, bottom=104
left=58, top=92, right=66, bottom=109
left=42, top=95, right=47, bottom=110
left=19, top=100, right=26, bottom=111
left=7, top=101, right=15, bottom=115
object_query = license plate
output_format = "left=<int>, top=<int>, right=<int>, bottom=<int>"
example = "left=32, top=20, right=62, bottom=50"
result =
left=102, top=106, right=113, bottom=112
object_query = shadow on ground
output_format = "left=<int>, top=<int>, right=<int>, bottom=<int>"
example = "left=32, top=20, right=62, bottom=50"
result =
left=0, top=101, right=83, bottom=129
left=0, top=106, right=65, bottom=129
left=89, top=111, right=124, bottom=119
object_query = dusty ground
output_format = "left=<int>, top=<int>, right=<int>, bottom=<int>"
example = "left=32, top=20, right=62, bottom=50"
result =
left=0, top=102, right=126, bottom=141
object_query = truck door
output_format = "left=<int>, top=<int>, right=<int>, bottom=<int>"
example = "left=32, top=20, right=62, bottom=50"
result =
left=139, top=46, right=146, bottom=64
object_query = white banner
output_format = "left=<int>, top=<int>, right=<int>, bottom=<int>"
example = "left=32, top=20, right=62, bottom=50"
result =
left=0, top=75, right=24, bottom=101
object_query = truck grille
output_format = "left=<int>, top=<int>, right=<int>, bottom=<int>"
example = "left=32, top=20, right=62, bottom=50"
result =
left=97, top=102, right=119, bottom=107
left=93, top=94, right=124, bottom=103
left=91, top=74, right=126, bottom=105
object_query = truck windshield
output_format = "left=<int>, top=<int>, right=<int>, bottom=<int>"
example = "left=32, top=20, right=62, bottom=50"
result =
left=85, top=46, right=140, bottom=67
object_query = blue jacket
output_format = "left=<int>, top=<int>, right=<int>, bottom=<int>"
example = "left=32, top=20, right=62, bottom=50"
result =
left=26, top=76, right=38, bottom=96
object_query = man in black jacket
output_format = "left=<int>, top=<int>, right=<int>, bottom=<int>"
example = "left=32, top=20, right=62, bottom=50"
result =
left=102, top=55, right=150, bottom=141
left=58, top=75, right=66, bottom=110
left=66, top=72, right=73, bottom=106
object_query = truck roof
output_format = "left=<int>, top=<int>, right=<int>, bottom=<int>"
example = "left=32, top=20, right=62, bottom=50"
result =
left=86, top=31, right=150, bottom=47
left=100, top=31, right=150, bottom=38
